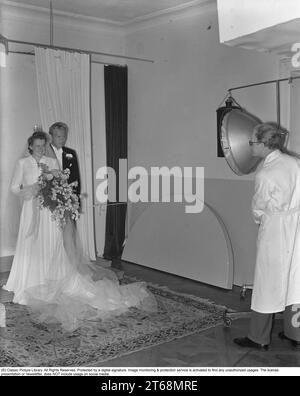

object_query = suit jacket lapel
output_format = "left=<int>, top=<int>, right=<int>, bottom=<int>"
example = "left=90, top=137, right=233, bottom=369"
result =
left=62, top=148, right=67, bottom=170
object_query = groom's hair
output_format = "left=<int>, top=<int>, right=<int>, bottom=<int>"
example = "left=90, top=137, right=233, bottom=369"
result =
left=49, top=122, right=69, bottom=136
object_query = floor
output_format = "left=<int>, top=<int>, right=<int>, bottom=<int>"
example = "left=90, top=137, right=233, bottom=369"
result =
left=1, top=257, right=300, bottom=367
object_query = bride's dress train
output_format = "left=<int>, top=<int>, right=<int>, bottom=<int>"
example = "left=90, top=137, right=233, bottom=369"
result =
left=4, top=155, right=157, bottom=332
left=24, top=219, right=157, bottom=332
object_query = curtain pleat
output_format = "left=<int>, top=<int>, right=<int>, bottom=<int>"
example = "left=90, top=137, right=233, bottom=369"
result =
left=35, top=48, right=96, bottom=260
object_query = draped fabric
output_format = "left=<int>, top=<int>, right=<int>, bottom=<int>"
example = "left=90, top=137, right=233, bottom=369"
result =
left=103, top=66, right=128, bottom=259
left=24, top=216, right=157, bottom=332
left=34, top=48, right=96, bottom=260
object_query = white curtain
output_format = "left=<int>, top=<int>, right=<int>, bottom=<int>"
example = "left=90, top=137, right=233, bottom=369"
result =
left=35, top=48, right=96, bottom=260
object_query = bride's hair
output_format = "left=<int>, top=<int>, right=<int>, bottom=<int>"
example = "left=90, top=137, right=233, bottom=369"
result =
left=28, top=131, right=48, bottom=154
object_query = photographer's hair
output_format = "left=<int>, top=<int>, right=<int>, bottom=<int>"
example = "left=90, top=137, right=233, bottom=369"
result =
left=254, top=123, right=287, bottom=151
left=28, top=131, right=48, bottom=154
left=49, top=122, right=69, bottom=136
left=254, top=123, right=300, bottom=159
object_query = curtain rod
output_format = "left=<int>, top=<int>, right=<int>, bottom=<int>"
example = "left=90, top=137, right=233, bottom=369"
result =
left=8, top=50, right=127, bottom=67
left=5, top=36, right=154, bottom=63
left=229, top=75, right=300, bottom=93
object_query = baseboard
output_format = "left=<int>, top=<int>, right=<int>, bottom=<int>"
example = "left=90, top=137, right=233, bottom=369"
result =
left=0, top=255, right=110, bottom=273
left=0, top=248, right=15, bottom=257
left=0, top=257, right=13, bottom=273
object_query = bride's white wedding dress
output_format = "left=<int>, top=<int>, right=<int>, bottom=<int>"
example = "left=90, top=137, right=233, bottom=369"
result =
left=3, top=155, right=66, bottom=303
left=3, top=155, right=156, bottom=331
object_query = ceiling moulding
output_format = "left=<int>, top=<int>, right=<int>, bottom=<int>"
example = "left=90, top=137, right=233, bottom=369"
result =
left=0, top=0, right=216, bottom=35
left=124, top=0, right=216, bottom=34
left=0, top=0, right=124, bottom=36
left=122, top=0, right=215, bottom=26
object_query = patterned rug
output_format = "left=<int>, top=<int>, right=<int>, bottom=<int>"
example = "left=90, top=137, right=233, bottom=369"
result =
left=0, top=278, right=226, bottom=367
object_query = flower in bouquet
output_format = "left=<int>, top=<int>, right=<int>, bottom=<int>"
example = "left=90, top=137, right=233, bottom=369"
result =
left=37, top=164, right=80, bottom=228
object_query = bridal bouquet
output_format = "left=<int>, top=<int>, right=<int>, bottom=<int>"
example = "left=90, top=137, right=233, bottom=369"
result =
left=36, top=164, right=80, bottom=228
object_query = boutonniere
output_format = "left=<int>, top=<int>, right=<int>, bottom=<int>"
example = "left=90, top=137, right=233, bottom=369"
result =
left=66, top=153, right=73, bottom=159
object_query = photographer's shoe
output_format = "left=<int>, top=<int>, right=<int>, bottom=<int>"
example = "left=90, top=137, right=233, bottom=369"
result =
left=234, top=337, right=269, bottom=351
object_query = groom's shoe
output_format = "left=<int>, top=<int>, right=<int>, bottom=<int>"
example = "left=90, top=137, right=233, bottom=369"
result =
left=234, top=337, right=269, bottom=351
left=278, top=332, right=300, bottom=348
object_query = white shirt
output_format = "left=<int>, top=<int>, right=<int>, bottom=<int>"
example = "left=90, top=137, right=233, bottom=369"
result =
left=51, top=144, right=63, bottom=169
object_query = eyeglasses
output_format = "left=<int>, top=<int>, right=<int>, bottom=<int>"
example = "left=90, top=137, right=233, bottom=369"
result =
left=249, top=140, right=262, bottom=146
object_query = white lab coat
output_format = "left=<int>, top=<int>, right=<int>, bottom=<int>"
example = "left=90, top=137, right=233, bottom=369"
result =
left=251, top=150, right=300, bottom=314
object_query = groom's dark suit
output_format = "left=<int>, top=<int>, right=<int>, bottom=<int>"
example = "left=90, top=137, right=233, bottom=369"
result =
left=62, top=146, right=81, bottom=198
left=50, top=144, right=81, bottom=199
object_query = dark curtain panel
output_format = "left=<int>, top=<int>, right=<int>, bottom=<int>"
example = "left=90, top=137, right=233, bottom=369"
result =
left=103, top=65, right=128, bottom=259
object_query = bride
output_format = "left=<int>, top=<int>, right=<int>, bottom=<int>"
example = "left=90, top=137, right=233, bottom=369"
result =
left=3, top=131, right=156, bottom=331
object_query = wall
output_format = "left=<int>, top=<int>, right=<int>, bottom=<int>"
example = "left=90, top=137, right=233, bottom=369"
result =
left=0, top=53, right=41, bottom=257
left=124, top=2, right=280, bottom=286
left=0, top=2, right=125, bottom=257
left=0, top=1, right=287, bottom=288
left=290, top=75, right=300, bottom=153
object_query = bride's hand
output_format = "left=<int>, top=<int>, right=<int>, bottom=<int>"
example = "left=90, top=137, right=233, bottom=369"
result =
left=31, top=183, right=40, bottom=197
left=20, top=187, right=33, bottom=200
left=50, top=169, right=60, bottom=178
left=20, top=183, right=39, bottom=200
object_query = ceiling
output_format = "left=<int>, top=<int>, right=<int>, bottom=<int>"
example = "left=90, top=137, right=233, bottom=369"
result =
left=6, top=0, right=297, bottom=57
left=3, top=0, right=213, bottom=24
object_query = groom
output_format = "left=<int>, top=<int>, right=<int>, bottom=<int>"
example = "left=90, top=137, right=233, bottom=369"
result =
left=48, top=122, right=81, bottom=200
